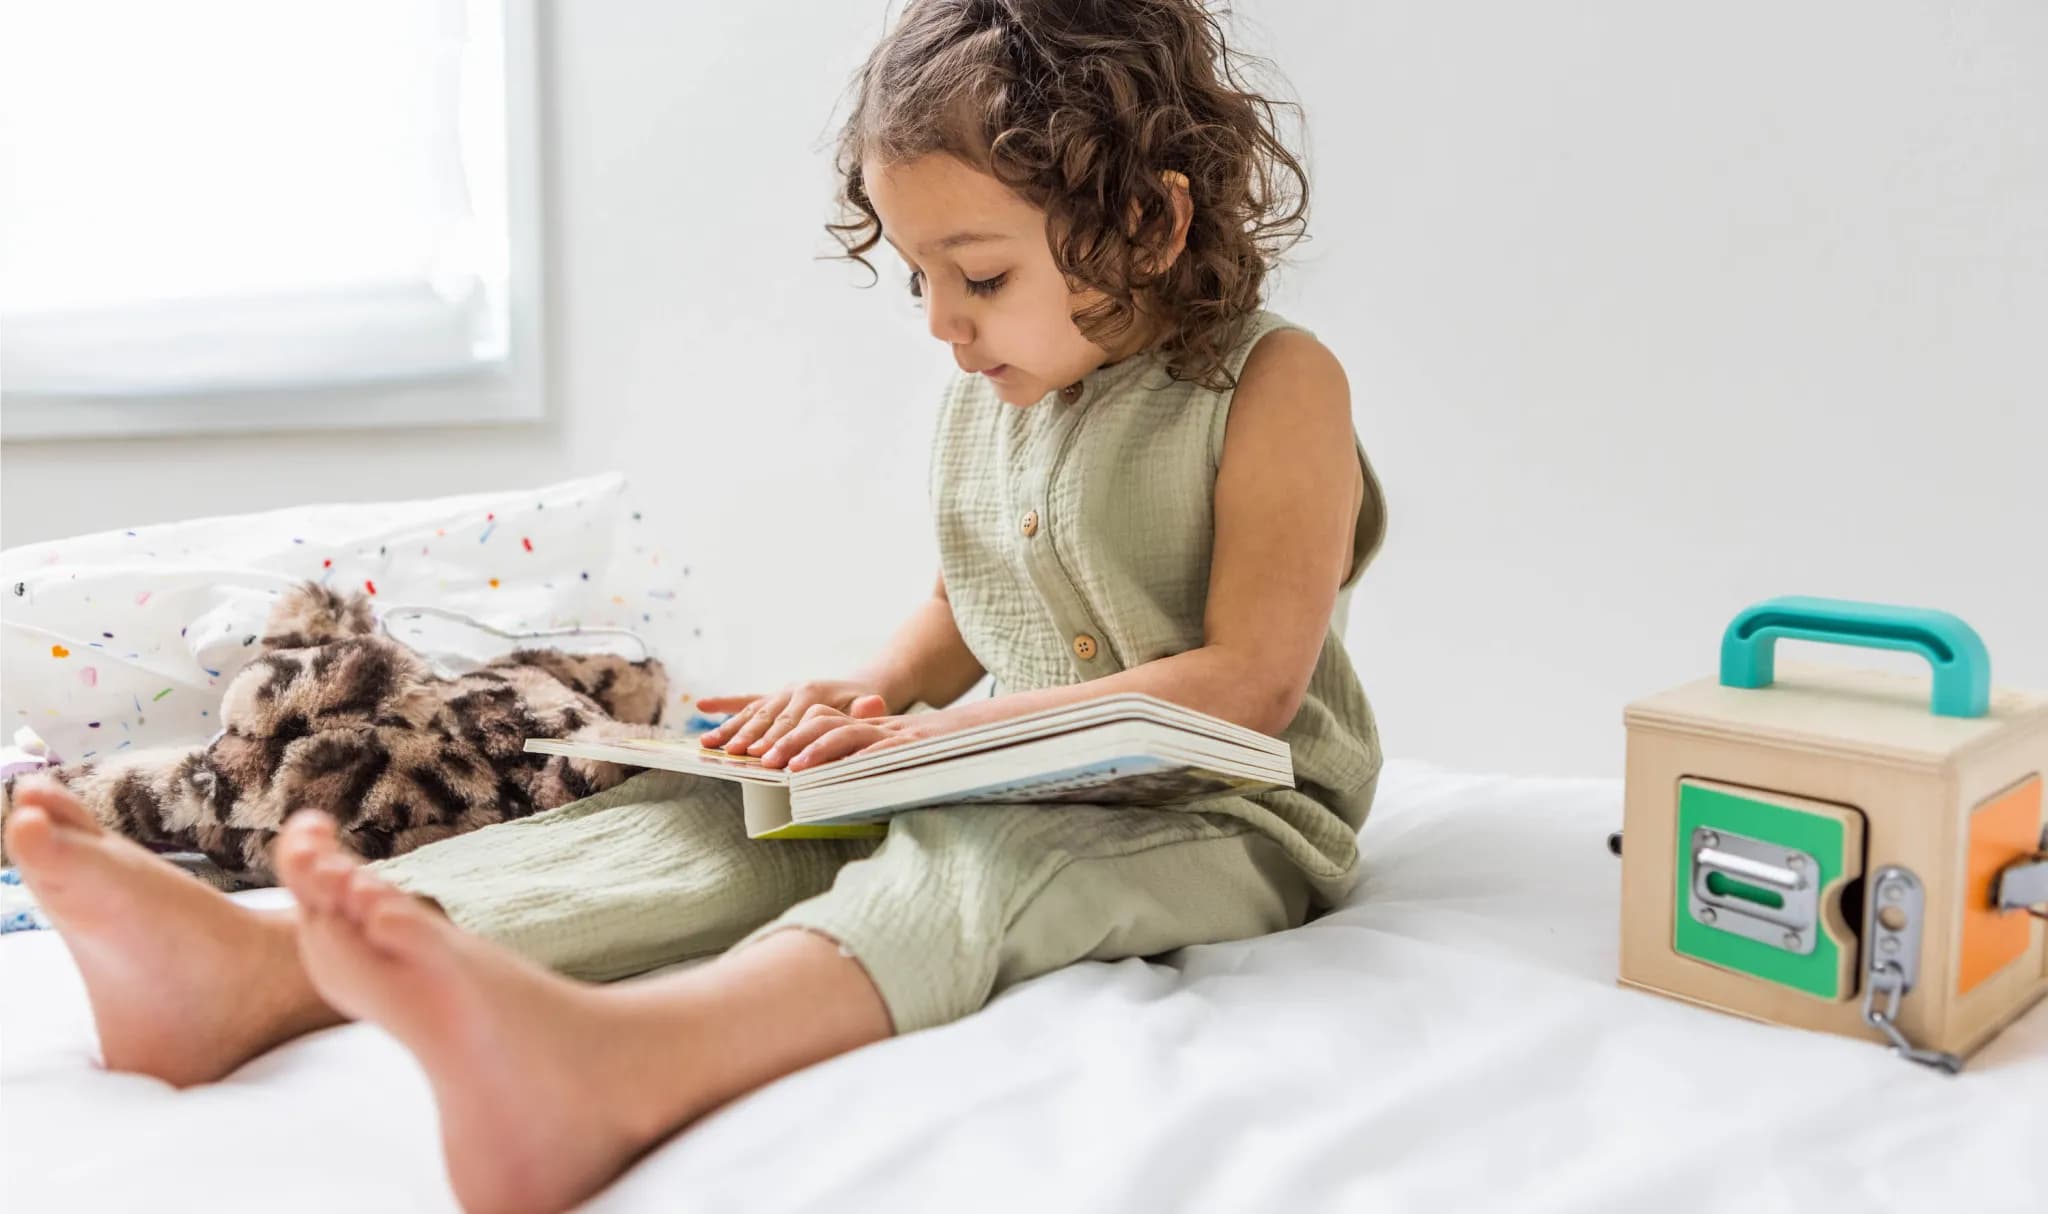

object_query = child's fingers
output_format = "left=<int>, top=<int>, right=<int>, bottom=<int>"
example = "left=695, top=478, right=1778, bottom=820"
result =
left=749, top=698, right=840, bottom=756
left=708, top=709, right=761, bottom=751
left=752, top=700, right=835, bottom=760
left=693, top=695, right=758, bottom=713
left=760, top=712, right=854, bottom=768
left=719, top=694, right=791, bottom=754
left=750, top=690, right=864, bottom=755
left=695, top=696, right=760, bottom=744
left=703, top=698, right=774, bottom=748
left=787, top=723, right=885, bottom=772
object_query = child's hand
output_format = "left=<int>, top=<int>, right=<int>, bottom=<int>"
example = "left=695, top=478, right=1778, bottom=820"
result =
left=695, top=682, right=890, bottom=760
left=754, top=707, right=951, bottom=773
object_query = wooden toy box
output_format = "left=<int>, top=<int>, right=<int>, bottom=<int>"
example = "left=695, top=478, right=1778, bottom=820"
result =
left=1619, top=597, right=2048, bottom=1071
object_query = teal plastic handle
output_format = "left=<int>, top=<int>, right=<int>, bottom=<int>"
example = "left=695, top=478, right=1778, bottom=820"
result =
left=1719, top=596, right=1991, bottom=718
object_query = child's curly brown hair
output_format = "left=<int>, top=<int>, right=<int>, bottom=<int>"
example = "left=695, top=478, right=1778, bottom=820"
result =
left=826, top=0, right=1311, bottom=390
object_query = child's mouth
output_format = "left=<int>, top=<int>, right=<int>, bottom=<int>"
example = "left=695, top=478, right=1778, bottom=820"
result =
left=981, top=364, right=1010, bottom=379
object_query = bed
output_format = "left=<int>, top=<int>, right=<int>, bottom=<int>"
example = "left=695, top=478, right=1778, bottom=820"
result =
left=4, top=483, right=2042, bottom=1210
left=4, top=758, right=2041, bottom=1212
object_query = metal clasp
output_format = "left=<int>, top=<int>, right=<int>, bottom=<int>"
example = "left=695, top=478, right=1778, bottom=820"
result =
left=1994, top=852, right=2048, bottom=919
left=1860, top=867, right=1963, bottom=1074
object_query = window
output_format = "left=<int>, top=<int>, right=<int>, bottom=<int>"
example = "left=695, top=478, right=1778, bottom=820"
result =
left=0, top=0, right=544, bottom=439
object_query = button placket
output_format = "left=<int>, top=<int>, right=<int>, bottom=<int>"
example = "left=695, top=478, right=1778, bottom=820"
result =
left=1015, top=394, right=1115, bottom=676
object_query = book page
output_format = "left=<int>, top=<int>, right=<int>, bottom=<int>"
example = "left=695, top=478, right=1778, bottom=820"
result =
left=798, top=753, right=1283, bottom=824
left=790, top=696, right=1283, bottom=789
left=523, top=738, right=789, bottom=785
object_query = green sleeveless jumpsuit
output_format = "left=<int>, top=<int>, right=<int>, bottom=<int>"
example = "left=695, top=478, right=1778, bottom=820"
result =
left=374, top=310, right=1389, bottom=1033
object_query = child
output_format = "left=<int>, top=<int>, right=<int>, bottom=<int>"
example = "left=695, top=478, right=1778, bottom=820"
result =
left=6, top=1, right=1386, bottom=1210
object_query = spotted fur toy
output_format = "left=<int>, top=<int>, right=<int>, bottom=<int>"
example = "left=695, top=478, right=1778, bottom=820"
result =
left=1, top=583, right=670, bottom=884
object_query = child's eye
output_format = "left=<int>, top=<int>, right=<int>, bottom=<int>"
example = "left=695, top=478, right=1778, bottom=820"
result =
left=905, top=269, right=1006, bottom=300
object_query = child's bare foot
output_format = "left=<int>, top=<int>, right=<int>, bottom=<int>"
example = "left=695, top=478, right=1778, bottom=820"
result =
left=275, top=811, right=707, bottom=1214
left=3, top=779, right=342, bottom=1087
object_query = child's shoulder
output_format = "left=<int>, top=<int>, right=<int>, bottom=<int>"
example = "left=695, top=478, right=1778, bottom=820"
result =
left=1234, top=321, right=1348, bottom=419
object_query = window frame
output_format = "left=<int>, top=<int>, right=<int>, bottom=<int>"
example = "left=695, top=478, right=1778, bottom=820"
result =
left=0, top=0, right=547, bottom=443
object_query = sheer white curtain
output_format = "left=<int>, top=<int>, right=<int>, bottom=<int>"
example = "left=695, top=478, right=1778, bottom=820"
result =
left=0, top=0, right=536, bottom=430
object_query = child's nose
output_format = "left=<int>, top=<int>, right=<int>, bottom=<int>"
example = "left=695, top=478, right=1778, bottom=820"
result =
left=924, top=291, right=973, bottom=346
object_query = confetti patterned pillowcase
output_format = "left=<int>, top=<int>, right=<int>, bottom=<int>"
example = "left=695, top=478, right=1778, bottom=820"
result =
left=1, top=472, right=717, bottom=766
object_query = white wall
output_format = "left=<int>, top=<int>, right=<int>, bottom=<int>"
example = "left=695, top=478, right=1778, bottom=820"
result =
left=5, top=1, right=2044, bottom=777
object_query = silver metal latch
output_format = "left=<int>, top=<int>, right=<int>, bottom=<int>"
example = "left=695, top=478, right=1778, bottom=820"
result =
left=1689, top=827, right=1820, bottom=954
left=1860, top=866, right=1963, bottom=1074
left=1994, top=853, right=2048, bottom=918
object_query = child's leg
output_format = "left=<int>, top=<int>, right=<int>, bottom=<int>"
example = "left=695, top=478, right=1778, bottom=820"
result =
left=3, top=779, right=341, bottom=1087
left=267, top=794, right=1310, bottom=1213
left=363, top=771, right=874, bottom=983
left=744, top=797, right=1319, bottom=1033
left=276, top=813, right=890, bottom=1214
left=3, top=770, right=868, bottom=1088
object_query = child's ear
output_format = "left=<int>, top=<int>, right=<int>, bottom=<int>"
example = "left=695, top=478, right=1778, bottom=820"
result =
left=1133, top=168, right=1194, bottom=276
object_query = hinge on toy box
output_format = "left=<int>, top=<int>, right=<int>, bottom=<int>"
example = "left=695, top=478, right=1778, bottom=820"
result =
left=1859, top=867, right=1963, bottom=1074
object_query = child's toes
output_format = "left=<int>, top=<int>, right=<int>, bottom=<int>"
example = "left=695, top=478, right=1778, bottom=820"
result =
left=4, top=806, right=60, bottom=868
left=274, top=812, right=335, bottom=893
left=14, top=779, right=99, bottom=832
left=309, top=853, right=359, bottom=913
left=360, top=892, right=445, bottom=961
left=341, top=864, right=398, bottom=925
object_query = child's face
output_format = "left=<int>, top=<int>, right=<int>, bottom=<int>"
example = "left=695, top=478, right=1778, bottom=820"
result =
left=867, top=154, right=1139, bottom=407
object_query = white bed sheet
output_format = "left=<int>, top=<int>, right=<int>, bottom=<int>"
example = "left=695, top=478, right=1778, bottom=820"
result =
left=3, top=760, right=2041, bottom=1213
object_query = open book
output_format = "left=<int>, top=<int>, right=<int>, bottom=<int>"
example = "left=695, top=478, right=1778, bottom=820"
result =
left=524, top=693, right=1294, bottom=839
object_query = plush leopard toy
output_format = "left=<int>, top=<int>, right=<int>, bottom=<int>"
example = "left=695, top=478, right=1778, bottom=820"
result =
left=1, top=583, right=673, bottom=884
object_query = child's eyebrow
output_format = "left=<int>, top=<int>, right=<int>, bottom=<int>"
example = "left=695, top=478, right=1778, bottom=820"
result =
left=884, top=233, right=1011, bottom=258
left=926, top=231, right=1010, bottom=252
left=887, top=231, right=1012, bottom=257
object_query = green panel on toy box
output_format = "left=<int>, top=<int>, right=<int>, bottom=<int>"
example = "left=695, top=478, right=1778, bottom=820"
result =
left=1674, top=781, right=1854, bottom=999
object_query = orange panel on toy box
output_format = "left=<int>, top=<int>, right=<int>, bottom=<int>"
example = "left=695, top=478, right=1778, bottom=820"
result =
left=1961, top=776, right=2044, bottom=995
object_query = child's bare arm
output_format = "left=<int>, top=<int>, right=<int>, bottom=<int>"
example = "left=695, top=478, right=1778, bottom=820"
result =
left=698, top=572, right=984, bottom=756
left=850, top=572, right=988, bottom=714
left=764, top=331, right=1363, bottom=770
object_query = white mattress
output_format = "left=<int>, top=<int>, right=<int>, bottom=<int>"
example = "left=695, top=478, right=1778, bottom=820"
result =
left=4, top=761, right=2042, bottom=1212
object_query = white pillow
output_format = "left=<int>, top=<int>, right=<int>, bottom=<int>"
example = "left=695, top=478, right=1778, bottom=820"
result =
left=1, top=472, right=714, bottom=764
